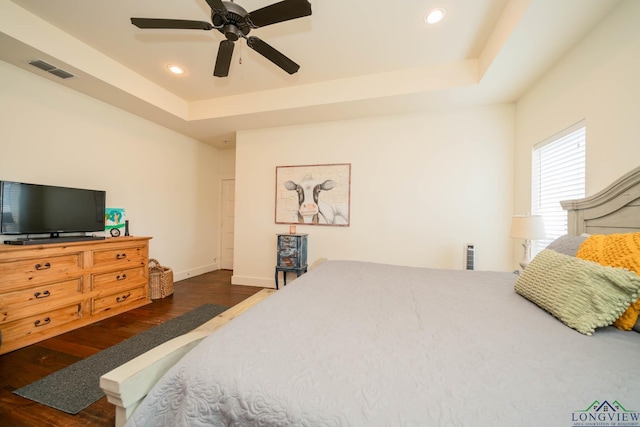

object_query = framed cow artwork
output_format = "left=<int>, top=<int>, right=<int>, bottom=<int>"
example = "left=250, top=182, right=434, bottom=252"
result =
left=275, top=163, right=351, bottom=226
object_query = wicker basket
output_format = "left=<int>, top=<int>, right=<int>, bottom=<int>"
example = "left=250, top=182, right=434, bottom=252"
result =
left=148, top=258, right=174, bottom=299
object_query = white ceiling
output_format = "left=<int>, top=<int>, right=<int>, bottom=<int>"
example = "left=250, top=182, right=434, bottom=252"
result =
left=0, top=0, right=621, bottom=149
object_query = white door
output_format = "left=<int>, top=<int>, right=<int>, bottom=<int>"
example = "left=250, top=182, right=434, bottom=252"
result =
left=220, top=179, right=235, bottom=270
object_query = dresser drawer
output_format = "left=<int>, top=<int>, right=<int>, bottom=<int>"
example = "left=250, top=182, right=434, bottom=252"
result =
left=92, top=245, right=146, bottom=270
left=0, top=303, right=82, bottom=345
left=92, top=286, right=147, bottom=315
left=0, top=278, right=83, bottom=324
left=92, top=266, right=146, bottom=292
left=0, top=254, right=82, bottom=289
left=276, top=234, right=308, bottom=268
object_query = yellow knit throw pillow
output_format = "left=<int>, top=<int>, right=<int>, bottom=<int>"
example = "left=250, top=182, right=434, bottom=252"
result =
left=576, top=232, right=640, bottom=330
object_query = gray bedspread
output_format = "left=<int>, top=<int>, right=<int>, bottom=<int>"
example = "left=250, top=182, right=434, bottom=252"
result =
left=127, top=260, right=640, bottom=426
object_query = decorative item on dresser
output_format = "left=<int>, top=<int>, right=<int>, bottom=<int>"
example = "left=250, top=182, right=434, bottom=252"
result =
left=275, top=233, right=308, bottom=289
left=0, top=236, right=152, bottom=355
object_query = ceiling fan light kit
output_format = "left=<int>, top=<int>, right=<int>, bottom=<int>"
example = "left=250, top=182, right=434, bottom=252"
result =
left=130, top=0, right=312, bottom=78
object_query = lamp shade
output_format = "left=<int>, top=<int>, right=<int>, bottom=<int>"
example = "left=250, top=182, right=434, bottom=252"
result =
left=510, top=215, right=547, bottom=240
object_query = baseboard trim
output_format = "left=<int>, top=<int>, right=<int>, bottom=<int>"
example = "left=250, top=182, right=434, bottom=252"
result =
left=231, top=275, right=275, bottom=288
left=175, top=270, right=299, bottom=289
left=174, top=264, right=218, bottom=282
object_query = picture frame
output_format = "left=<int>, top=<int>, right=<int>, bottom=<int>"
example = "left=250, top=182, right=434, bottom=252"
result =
left=105, top=208, right=126, bottom=237
left=275, top=163, right=351, bottom=226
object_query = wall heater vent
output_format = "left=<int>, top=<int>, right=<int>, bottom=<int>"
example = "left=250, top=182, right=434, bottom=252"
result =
left=465, top=244, right=475, bottom=270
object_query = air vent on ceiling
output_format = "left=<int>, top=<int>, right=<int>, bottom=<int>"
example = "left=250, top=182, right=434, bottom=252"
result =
left=28, top=59, right=75, bottom=79
left=29, top=59, right=56, bottom=71
left=48, top=68, right=74, bottom=79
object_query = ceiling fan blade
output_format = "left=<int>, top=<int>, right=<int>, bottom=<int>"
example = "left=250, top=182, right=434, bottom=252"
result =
left=131, top=18, right=213, bottom=30
left=214, top=40, right=235, bottom=77
left=247, top=36, right=300, bottom=74
left=205, top=0, right=228, bottom=19
left=248, top=0, right=312, bottom=28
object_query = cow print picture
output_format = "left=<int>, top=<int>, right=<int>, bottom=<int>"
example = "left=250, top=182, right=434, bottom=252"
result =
left=275, top=163, right=351, bottom=226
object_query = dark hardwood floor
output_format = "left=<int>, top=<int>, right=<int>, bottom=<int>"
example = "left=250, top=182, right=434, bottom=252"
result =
left=0, top=270, right=264, bottom=427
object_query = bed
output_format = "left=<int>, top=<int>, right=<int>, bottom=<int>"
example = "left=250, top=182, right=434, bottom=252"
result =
left=101, top=166, right=640, bottom=427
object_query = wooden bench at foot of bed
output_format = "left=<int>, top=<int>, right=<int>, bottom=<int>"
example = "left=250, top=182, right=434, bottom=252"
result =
left=100, top=289, right=275, bottom=427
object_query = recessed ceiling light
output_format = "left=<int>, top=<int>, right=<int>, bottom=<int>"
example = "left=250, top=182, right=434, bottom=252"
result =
left=425, top=8, right=446, bottom=25
left=168, top=65, right=185, bottom=75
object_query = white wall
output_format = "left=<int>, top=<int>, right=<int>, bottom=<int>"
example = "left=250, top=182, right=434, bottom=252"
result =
left=219, top=149, right=236, bottom=178
left=233, top=105, right=515, bottom=287
left=0, top=61, right=222, bottom=280
left=515, top=0, right=640, bottom=213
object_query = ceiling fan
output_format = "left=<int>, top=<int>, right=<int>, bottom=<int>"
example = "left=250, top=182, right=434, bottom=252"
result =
left=131, top=0, right=312, bottom=77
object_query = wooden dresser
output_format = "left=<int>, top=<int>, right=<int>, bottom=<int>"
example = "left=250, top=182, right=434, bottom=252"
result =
left=0, top=236, right=152, bottom=355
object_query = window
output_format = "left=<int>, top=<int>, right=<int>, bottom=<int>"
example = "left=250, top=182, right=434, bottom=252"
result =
left=531, top=121, right=586, bottom=255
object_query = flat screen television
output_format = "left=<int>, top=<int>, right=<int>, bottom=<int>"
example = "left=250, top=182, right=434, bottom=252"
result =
left=0, top=180, right=106, bottom=241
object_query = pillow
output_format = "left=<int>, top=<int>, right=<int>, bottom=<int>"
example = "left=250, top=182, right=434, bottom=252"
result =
left=545, top=234, right=588, bottom=257
left=576, top=232, right=640, bottom=331
left=514, top=249, right=640, bottom=336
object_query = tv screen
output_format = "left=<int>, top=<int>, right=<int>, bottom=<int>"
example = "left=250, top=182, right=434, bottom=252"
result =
left=0, top=181, right=106, bottom=236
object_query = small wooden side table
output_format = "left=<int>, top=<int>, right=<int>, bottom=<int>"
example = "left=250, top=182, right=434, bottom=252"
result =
left=275, top=233, right=308, bottom=289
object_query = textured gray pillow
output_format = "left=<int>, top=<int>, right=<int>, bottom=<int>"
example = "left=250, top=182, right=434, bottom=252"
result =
left=515, top=249, right=640, bottom=335
left=545, top=234, right=587, bottom=257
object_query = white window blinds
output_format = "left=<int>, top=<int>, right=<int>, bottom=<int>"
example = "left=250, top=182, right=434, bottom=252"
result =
left=531, top=121, right=586, bottom=255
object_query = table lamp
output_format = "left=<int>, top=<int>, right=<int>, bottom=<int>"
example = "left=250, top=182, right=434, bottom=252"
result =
left=510, top=215, right=546, bottom=270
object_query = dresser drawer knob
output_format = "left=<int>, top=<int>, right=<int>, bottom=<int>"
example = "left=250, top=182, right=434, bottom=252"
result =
left=116, top=273, right=127, bottom=281
left=34, top=290, right=51, bottom=299
left=116, top=253, right=127, bottom=260
left=34, top=262, right=51, bottom=270
left=34, top=317, right=51, bottom=327
left=116, top=292, right=131, bottom=303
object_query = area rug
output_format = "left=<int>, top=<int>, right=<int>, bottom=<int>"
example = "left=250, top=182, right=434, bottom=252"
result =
left=13, top=303, right=229, bottom=414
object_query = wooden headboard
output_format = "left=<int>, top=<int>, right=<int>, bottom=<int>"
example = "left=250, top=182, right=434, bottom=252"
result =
left=561, top=165, right=640, bottom=235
